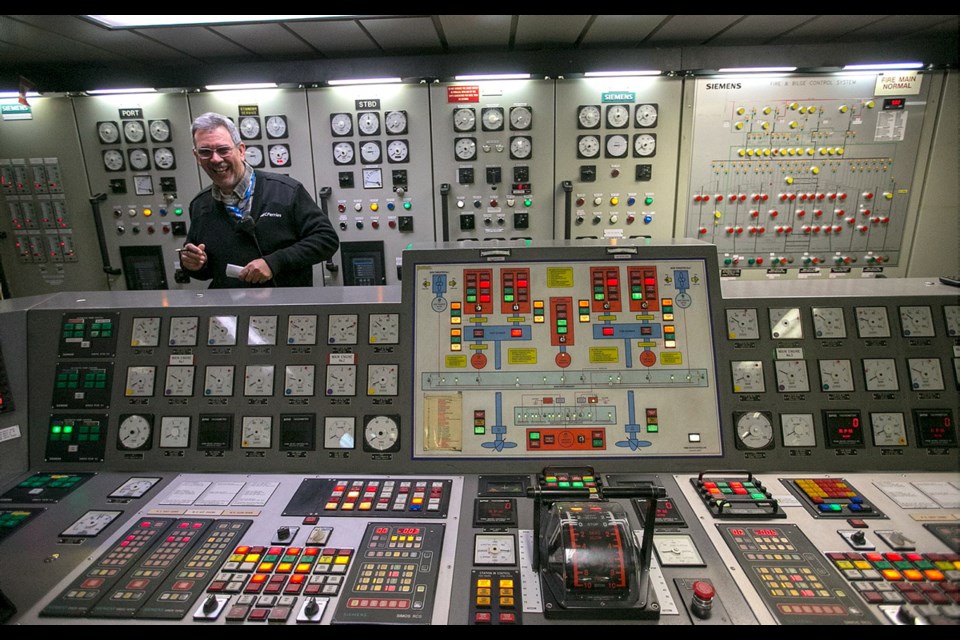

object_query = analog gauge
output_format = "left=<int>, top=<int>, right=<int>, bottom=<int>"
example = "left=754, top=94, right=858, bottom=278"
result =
left=368, top=313, right=400, bottom=344
left=169, top=317, right=199, bottom=346
left=117, top=414, right=153, bottom=451
left=818, top=359, right=855, bottom=392
left=239, top=116, right=261, bottom=140
left=325, top=365, right=357, bottom=396
left=328, top=314, right=359, bottom=345
left=367, top=364, right=399, bottom=396
left=481, top=107, right=504, bottom=131
left=870, top=413, right=907, bottom=447
left=384, top=110, right=408, bottom=134
left=726, top=308, right=760, bottom=340
left=577, top=135, right=600, bottom=159
left=103, top=149, right=125, bottom=172
left=863, top=358, right=899, bottom=391
left=780, top=414, right=816, bottom=447
left=605, top=134, right=628, bottom=158
left=134, top=175, right=154, bottom=196
left=283, top=365, right=315, bottom=396
left=123, top=120, right=146, bottom=143
left=635, top=103, right=658, bottom=128
left=363, top=415, right=400, bottom=452
left=577, top=105, right=601, bottom=129
left=333, top=142, right=355, bottom=165
left=510, top=106, right=532, bottom=130
left=324, top=417, right=356, bottom=449
left=855, top=307, right=891, bottom=338
left=243, top=365, right=275, bottom=396
left=203, top=365, right=235, bottom=396
left=130, top=317, right=161, bottom=347
left=163, top=366, right=195, bottom=397
left=244, top=145, right=264, bottom=167
left=944, top=305, right=960, bottom=336
left=286, top=314, right=318, bottom=345
left=775, top=360, right=810, bottom=392
left=509, top=136, right=532, bottom=160
left=265, top=115, right=287, bottom=138
left=899, top=305, right=935, bottom=337
left=357, top=112, right=380, bottom=135
left=148, top=119, right=171, bottom=143
left=127, top=149, right=150, bottom=171
left=124, top=366, right=156, bottom=397
left=769, top=308, right=803, bottom=339
left=247, top=315, right=278, bottom=346
left=360, top=141, right=382, bottom=164
left=734, top=411, right=775, bottom=450
left=97, top=121, right=120, bottom=144
left=207, top=315, right=238, bottom=346
left=633, top=133, right=657, bottom=157
left=453, top=108, right=476, bottom=132
left=268, top=144, right=290, bottom=168
left=153, top=147, right=176, bottom=170
left=362, top=168, right=382, bottom=189
left=812, top=307, right=846, bottom=338
left=731, top=361, right=765, bottom=393
left=907, top=358, right=944, bottom=390
left=241, top=416, right=272, bottom=448
left=606, top=104, right=630, bottom=128
left=159, top=416, right=190, bottom=449
left=455, top=137, right=477, bottom=161
left=387, top=139, right=409, bottom=163
left=330, top=113, right=353, bottom=136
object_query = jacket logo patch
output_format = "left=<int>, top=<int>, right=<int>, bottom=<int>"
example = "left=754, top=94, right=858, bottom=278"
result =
left=260, top=211, right=282, bottom=218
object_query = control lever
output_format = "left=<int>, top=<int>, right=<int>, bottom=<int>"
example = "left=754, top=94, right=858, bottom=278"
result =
left=89, top=193, right=122, bottom=276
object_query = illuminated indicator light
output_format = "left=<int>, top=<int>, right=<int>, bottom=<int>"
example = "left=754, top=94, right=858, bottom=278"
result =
left=479, top=295, right=491, bottom=303
left=451, top=329, right=461, bottom=336
left=451, top=344, right=461, bottom=351
left=52, top=425, right=62, bottom=434
left=662, top=313, right=674, bottom=321
left=534, top=301, right=544, bottom=308
left=510, top=329, right=522, bottom=337
left=174, top=208, right=183, bottom=215
left=647, top=424, right=659, bottom=433
left=661, top=299, right=672, bottom=306
left=504, top=295, right=514, bottom=302
left=602, top=327, right=614, bottom=336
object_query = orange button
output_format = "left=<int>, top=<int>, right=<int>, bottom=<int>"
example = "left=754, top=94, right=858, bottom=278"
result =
left=881, top=569, right=902, bottom=581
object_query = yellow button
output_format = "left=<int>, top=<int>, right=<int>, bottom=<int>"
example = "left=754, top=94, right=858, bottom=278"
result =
left=881, top=569, right=902, bottom=581
left=477, top=587, right=491, bottom=597
left=499, top=579, right=514, bottom=589
left=476, top=596, right=491, bottom=607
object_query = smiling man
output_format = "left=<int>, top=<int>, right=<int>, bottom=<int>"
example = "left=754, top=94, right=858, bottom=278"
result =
left=179, top=112, right=339, bottom=288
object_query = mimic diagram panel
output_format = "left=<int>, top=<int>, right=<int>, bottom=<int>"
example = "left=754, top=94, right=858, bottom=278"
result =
left=410, top=251, right=722, bottom=459
left=554, top=77, right=682, bottom=242
left=683, top=74, right=931, bottom=274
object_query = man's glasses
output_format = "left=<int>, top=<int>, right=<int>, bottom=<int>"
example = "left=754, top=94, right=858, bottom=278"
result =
left=195, top=146, right=236, bottom=159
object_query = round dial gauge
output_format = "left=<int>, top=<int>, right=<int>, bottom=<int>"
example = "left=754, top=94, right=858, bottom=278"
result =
left=241, top=416, right=272, bottom=448
left=333, top=142, right=355, bottom=165
left=862, top=358, right=899, bottom=391
left=780, top=414, right=816, bottom=447
left=769, top=308, right=803, bottom=339
left=731, top=361, right=765, bottom=393
left=735, top=411, right=774, bottom=450
left=103, top=149, right=125, bottom=171
left=148, top=119, right=171, bottom=142
left=907, top=358, right=944, bottom=390
left=363, top=415, right=400, bottom=452
left=606, top=104, right=630, bottom=128
left=368, top=313, right=399, bottom=344
left=244, top=145, right=264, bottom=168
left=819, top=359, right=855, bottom=392
left=577, top=135, right=600, bottom=159
left=871, top=412, right=907, bottom=446
left=269, top=144, right=290, bottom=167
left=247, top=315, right=278, bottom=346
left=509, top=136, right=532, bottom=160
left=577, top=105, right=601, bottom=129
left=325, top=365, right=357, bottom=396
left=98, top=121, right=120, bottom=144
left=330, top=113, right=353, bottom=136
left=855, top=307, right=890, bottom=338
left=360, top=141, right=382, bottom=164
left=284, top=365, right=316, bottom=396
left=168, top=316, right=199, bottom=346
left=131, top=317, right=161, bottom=347
left=328, top=314, right=359, bottom=345
left=726, top=308, right=760, bottom=340
left=633, top=133, right=656, bottom=157
left=384, top=110, right=408, bottom=134
left=899, top=305, right=935, bottom=337
left=203, top=365, right=235, bottom=396
left=154, top=147, right=176, bottom=170
left=812, top=307, right=846, bottom=338
left=453, top=108, right=476, bottom=132
left=324, top=417, right=355, bottom=449
left=125, top=366, right=156, bottom=397
left=239, top=116, right=261, bottom=140
left=265, top=115, right=287, bottom=138
left=128, top=148, right=150, bottom=171
left=118, top=414, right=152, bottom=450
left=635, top=104, right=658, bottom=127
left=510, top=106, right=532, bottom=130
left=775, top=360, right=810, bottom=392
left=605, top=134, right=628, bottom=158
left=357, top=112, right=380, bottom=135
left=163, top=366, right=195, bottom=396
left=159, top=416, right=190, bottom=448
left=287, top=314, right=318, bottom=345
left=455, top=137, right=477, bottom=161
left=481, top=107, right=504, bottom=131
left=387, top=140, right=409, bottom=163
left=123, top=120, right=146, bottom=143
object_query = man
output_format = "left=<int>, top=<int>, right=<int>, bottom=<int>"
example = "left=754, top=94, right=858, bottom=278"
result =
left=179, top=112, right=339, bottom=287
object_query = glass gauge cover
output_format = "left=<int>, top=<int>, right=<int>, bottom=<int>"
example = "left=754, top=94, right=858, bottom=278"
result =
left=360, top=141, right=382, bottom=164
left=481, top=107, right=504, bottom=131
left=453, top=108, right=476, bottom=132
left=855, top=307, right=891, bottom=338
left=577, top=105, right=601, bottom=129
left=286, top=314, right=318, bottom=345
left=775, top=360, right=809, bottom=392
left=907, top=358, right=944, bottom=390
left=133, top=175, right=154, bottom=196
left=284, top=365, right=316, bottom=396
left=130, top=317, right=161, bottom=347
left=244, top=145, right=264, bottom=168
left=159, top=416, right=190, bottom=448
left=118, top=414, right=152, bottom=450
left=328, top=314, right=359, bottom=345
left=731, top=361, right=765, bottom=393
left=605, top=134, right=628, bottom=158
left=324, top=417, right=356, bottom=449
left=265, top=115, right=287, bottom=138
left=780, top=414, right=816, bottom=447
left=899, top=305, right=935, bottom=337
left=103, top=149, right=125, bottom=172
left=362, top=168, right=382, bottom=189
left=635, top=104, right=658, bottom=128
left=330, top=113, right=353, bottom=136
left=812, top=307, right=846, bottom=338
left=726, top=308, right=760, bottom=340
left=818, top=359, right=855, bottom=392
left=357, top=112, right=380, bottom=135
left=239, top=116, right=261, bottom=140
left=268, top=144, right=290, bottom=168
left=384, top=110, right=408, bottom=134
left=734, top=411, right=775, bottom=450
left=148, top=119, right=171, bottom=142
left=862, top=358, right=899, bottom=391
left=207, top=315, right=238, bottom=346
left=333, top=142, right=355, bottom=165
left=124, top=366, right=156, bottom=397
left=606, top=104, right=630, bottom=128
left=203, top=365, right=235, bottom=396
left=241, top=416, right=272, bottom=448
left=455, top=137, right=477, bottom=161
left=163, top=366, right=195, bottom=396
left=168, top=316, right=199, bottom=346
left=128, top=148, right=150, bottom=171
left=368, top=313, right=400, bottom=344
left=247, top=315, right=278, bottom=346
left=870, top=413, right=907, bottom=447
left=153, top=147, right=176, bottom=170
left=123, top=120, right=146, bottom=143
left=944, top=306, right=960, bottom=337
left=97, top=121, right=120, bottom=144
left=577, top=135, right=600, bottom=159
left=633, top=133, right=657, bottom=157
left=363, top=415, right=400, bottom=452
left=387, top=140, right=409, bottom=163
left=769, top=308, right=803, bottom=339
left=510, top=106, right=532, bottom=130
left=509, top=136, right=532, bottom=160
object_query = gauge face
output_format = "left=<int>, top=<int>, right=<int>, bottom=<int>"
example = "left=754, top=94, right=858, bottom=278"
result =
left=819, top=359, right=855, bottom=392
left=153, top=147, right=176, bottom=170
left=605, top=134, right=628, bottom=158
left=148, top=119, right=171, bottom=142
left=731, top=361, right=765, bottom=393
left=775, top=360, right=809, bottom=392
left=159, top=416, right=190, bottom=448
left=287, top=314, right=318, bottom=345
left=363, top=415, right=400, bottom=452
left=239, top=116, right=261, bottom=140
left=899, top=305, right=935, bottom=337
left=633, top=133, right=657, bottom=157
left=387, top=139, right=409, bottom=163
left=780, top=414, right=816, bottom=447
left=168, top=316, right=199, bottom=346
left=577, top=105, right=601, bottom=129
left=481, top=107, right=504, bottom=131
left=284, top=365, right=316, bottom=396
left=871, top=413, right=907, bottom=447
left=118, top=414, right=152, bottom=450
left=203, top=365, right=235, bottom=396
left=368, top=313, right=399, bottom=344
left=812, top=307, right=846, bottom=338
left=333, top=142, right=355, bottom=165
left=325, top=365, right=357, bottom=396
left=769, top=308, right=803, bottom=339
left=510, top=106, right=532, bottom=130
left=328, top=314, right=359, bottom=344
left=268, top=144, right=290, bottom=167
left=207, top=315, right=238, bottom=346
left=265, top=115, right=287, bottom=138
left=357, top=112, right=380, bottom=135
left=509, top=136, right=532, bottom=160
left=324, top=417, right=356, bottom=449
left=163, top=366, right=195, bottom=397
left=134, top=175, right=154, bottom=196
left=241, top=416, right=272, bottom=448
left=360, top=141, right=382, bottom=164
left=577, top=135, right=600, bottom=159
left=98, top=121, right=120, bottom=144
left=384, top=110, right=407, bottom=134
left=726, top=308, right=760, bottom=340
left=635, top=103, right=658, bottom=128
left=863, top=358, right=899, bottom=391
left=128, top=148, right=150, bottom=171
left=244, top=145, right=264, bottom=167
left=244, top=366, right=274, bottom=399
left=362, top=168, right=382, bottom=188
left=123, top=120, right=146, bottom=143
left=125, top=366, right=156, bottom=397
left=735, top=411, right=774, bottom=450
left=606, top=104, right=630, bottom=128
left=453, top=108, right=476, bottom=132
left=247, top=315, right=278, bottom=346
left=367, top=364, right=399, bottom=396
left=130, top=317, right=161, bottom=347
left=855, top=307, right=891, bottom=338
left=944, top=306, right=960, bottom=337
left=455, top=137, right=477, bottom=161
left=103, top=149, right=125, bottom=172
left=330, top=113, right=353, bottom=136
left=907, top=358, right=944, bottom=390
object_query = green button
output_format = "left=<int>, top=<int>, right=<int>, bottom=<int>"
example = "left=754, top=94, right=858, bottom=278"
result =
left=647, top=424, right=659, bottom=433
left=750, top=492, right=766, bottom=500
left=874, top=560, right=893, bottom=570
left=557, top=319, right=567, bottom=326
left=572, top=481, right=584, bottom=488
left=64, top=426, right=73, bottom=433
left=530, top=432, right=541, bottom=441
left=52, top=426, right=62, bottom=433
left=558, top=481, right=570, bottom=488
left=474, top=426, right=485, bottom=435
left=594, top=293, right=604, bottom=301
left=632, top=293, right=642, bottom=300
left=504, top=295, right=514, bottom=302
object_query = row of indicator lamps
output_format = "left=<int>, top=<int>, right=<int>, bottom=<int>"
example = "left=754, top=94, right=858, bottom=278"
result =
left=695, top=191, right=893, bottom=203
left=721, top=254, right=890, bottom=266
left=112, top=206, right=185, bottom=217
left=576, top=196, right=655, bottom=206
left=734, top=147, right=846, bottom=156
left=337, top=201, right=413, bottom=212
left=456, top=198, right=534, bottom=208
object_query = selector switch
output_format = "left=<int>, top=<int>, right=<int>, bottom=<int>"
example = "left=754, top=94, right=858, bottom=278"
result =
left=458, top=168, right=474, bottom=184
left=460, top=214, right=476, bottom=230
left=486, top=167, right=502, bottom=185
left=580, top=166, right=596, bottom=182
left=514, top=213, right=529, bottom=229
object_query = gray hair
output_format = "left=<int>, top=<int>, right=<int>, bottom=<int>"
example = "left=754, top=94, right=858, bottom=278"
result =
left=191, top=112, right=241, bottom=145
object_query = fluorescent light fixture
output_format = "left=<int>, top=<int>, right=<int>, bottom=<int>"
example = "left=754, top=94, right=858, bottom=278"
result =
left=584, top=70, right=662, bottom=77
left=454, top=73, right=531, bottom=81
left=0, top=91, right=41, bottom=99
left=327, top=77, right=402, bottom=86
left=205, top=83, right=279, bottom=91
left=717, top=66, right=797, bottom=73
left=86, top=88, right=157, bottom=95
left=85, top=15, right=346, bottom=29
left=843, top=62, right=924, bottom=71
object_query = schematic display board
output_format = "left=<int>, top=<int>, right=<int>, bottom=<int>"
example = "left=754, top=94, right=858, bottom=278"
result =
left=411, top=253, right=721, bottom=458
left=684, top=74, right=931, bottom=271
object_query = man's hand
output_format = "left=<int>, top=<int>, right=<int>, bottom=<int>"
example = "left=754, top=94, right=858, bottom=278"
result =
left=179, top=243, right=207, bottom=271
left=239, top=258, right=273, bottom=284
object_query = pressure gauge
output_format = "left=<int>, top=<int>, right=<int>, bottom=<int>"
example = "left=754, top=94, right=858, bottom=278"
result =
left=363, top=415, right=400, bottom=452
left=780, top=414, right=816, bottom=447
left=333, top=142, right=355, bottom=165
left=123, top=120, right=146, bottom=143
left=148, top=119, right=171, bottom=142
left=635, top=103, right=658, bottom=128
left=153, top=147, right=176, bottom=170
left=577, top=105, right=601, bottom=129
left=130, top=317, right=161, bottom=347
left=265, top=115, right=288, bottom=138
left=812, top=307, right=846, bottom=338
left=870, top=413, right=907, bottom=447
left=735, top=411, right=775, bottom=450
left=367, top=364, right=399, bottom=396
left=510, top=106, right=532, bottom=130
left=324, top=417, right=356, bottom=449
left=328, top=314, right=359, bottom=345
left=243, top=365, right=275, bottom=396
left=241, top=416, right=272, bottom=448
left=362, top=168, right=382, bottom=188
left=124, top=366, right=156, bottom=397
left=203, top=365, right=235, bottom=396
left=818, top=359, right=855, bottom=392
left=453, top=108, right=476, bottom=132
left=283, top=365, right=315, bottom=396
left=286, top=314, right=318, bottom=345
left=855, top=307, right=891, bottom=338
left=127, top=149, right=150, bottom=171
left=775, top=360, right=810, bottom=392
left=325, top=365, right=357, bottom=396
left=239, top=116, right=261, bottom=140
left=268, top=144, right=290, bottom=168
left=360, top=141, right=382, bottom=164
left=97, top=121, right=120, bottom=144
left=731, top=361, right=765, bottom=393
left=509, top=136, right=532, bottom=160
left=330, top=113, right=353, bottom=136
left=163, top=366, right=195, bottom=397
left=726, top=308, right=760, bottom=340
left=577, top=135, right=600, bottom=159
left=357, top=112, right=380, bottom=135
left=247, top=315, right=278, bottom=346
left=862, top=358, right=899, bottom=391
left=103, top=149, right=125, bottom=172
left=169, top=317, right=199, bottom=346
left=605, top=134, right=628, bottom=158
left=207, top=315, right=238, bottom=346
left=244, top=145, right=264, bottom=167
left=633, top=133, right=657, bottom=157
left=118, top=414, right=153, bottom=451
left=606, top=104, right=630, bottom=128
left=769, top=308, right=803, bottom=339
left=368, top=313, right=400, bottom=344
left=387, top=140, right=409, bottom=163
left=134, top=175, right=154, bottom=196
left=907, top=358, right=944, bottom=390
left=455, top=137, right=477, bottom=161
left=384, top=110, right=408, bottom=134
left=481, top=107, right=504, bottom=131
left=899, top=305, right=935, bottom=337
left=159, top=416, right=190, bottom=448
